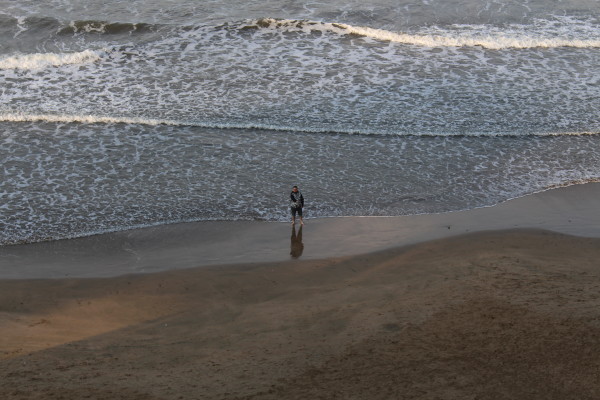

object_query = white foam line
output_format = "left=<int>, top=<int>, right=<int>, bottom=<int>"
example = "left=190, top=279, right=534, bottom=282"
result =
left=1, top=112, right=598, bottom=137
left=0, top=113, right=180, bottom=126
left=0, top=49, right=102, bottom=70
left=250, top=18, right=600, bottom=49
left=341, top=24, right=600, bottom=49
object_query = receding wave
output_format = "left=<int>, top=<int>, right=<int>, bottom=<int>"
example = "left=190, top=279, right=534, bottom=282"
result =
left=239, top=17, right=600, bottom=49
left=2, top=112, right=599, bottom=137
left=0, top=49, right=103, bottom=70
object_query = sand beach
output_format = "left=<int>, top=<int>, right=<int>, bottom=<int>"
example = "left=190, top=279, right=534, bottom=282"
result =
left=3, top=1, right=600, bottom=398
left=1, top=183, right=600, bottom=399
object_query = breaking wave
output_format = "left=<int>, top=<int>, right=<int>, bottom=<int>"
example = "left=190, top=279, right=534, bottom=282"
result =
left=4, top=13, right=600, bottom=51
left=238, top=17, right=600, bottom=49
left=57, top=20, right=158, bottom=35
left=0, top=49, right=103, bottom=70
left=0, top=14, right=160, bottom=36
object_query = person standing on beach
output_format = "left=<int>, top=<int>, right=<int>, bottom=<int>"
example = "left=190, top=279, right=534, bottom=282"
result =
left=290, top=185, right=304, bottom=226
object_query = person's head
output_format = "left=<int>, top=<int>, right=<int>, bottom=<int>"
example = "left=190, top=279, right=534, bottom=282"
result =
left=292, top=185, right=299, bottom=192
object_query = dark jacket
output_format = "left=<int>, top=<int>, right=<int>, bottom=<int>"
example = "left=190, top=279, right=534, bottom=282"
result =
left=290, top=191, right=304, bottom=208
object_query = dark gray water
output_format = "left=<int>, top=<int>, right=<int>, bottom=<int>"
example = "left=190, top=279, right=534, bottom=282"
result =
left=1, top=0, right=600, bottom=244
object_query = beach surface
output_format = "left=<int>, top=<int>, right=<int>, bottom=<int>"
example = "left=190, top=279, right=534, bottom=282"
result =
left=2, top=182, right=600, bottom=279
left=1, top=183, right=600, bottom=399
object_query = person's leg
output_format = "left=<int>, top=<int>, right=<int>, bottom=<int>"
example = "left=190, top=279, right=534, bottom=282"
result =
left=299, top=208, right=304, bottom=225
left=291, top=207, right=296, bottom=225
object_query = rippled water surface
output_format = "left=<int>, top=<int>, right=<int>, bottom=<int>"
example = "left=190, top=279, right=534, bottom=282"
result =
left=1, top=0, right=599, bottom=244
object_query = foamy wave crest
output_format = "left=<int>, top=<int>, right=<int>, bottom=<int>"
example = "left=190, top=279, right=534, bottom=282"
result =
left=0, top=49, right=102, bottom=70
left=343, top=24, right=600, bottom=49
left=1, top=113, right=599, bottom=137
left=243, top=18, right=600, bottom=49
left=0, top=112, right=328, bottom=133
left=0, top=113, right=180, bottom=126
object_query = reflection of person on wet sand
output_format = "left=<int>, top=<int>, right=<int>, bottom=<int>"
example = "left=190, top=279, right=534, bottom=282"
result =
left=290, top=225, right=304, bottom=259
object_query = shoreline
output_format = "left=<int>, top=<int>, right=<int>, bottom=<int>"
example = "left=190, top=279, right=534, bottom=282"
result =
left=1, top=182, right=600, bottom=279
left=1, top=183, right=600, bottom=398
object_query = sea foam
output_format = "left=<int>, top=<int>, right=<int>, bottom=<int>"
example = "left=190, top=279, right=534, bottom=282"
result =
left=342, top=24, right=600, bottom=49
left=245, top=17, right=600, bottom=49
left=0, top=49, right=102, bottom=70
left=1, top=112, right=598, bottom=137
left=0, top=113, right=177, bottom=126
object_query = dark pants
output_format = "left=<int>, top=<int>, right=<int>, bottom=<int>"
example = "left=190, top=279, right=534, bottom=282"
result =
left=291, top=207, right=303, bottom=217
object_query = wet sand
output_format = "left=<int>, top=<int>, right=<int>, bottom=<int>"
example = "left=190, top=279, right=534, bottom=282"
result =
left=1, top=183, right=600, bottom=399
left=2, top=182, right=600, bottom=279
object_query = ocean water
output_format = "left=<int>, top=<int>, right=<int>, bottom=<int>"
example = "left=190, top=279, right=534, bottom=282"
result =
left=1, top=0, right=600, bottom=245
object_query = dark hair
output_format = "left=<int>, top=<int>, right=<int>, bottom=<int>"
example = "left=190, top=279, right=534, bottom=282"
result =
left=293, top=185, right=298, bottom=189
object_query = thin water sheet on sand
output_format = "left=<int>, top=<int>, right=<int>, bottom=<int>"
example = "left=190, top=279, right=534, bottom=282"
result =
left=1, top=182, right=600, bottom=279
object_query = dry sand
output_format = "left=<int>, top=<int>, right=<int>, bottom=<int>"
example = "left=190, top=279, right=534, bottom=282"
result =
left=1, top=184, right=600, bottom=399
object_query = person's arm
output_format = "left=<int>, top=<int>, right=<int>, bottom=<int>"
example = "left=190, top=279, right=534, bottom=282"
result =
left=300, top=194, right=304, bottom=207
